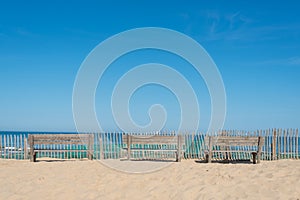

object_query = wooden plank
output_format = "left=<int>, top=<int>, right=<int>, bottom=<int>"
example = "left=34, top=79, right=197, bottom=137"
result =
left=89, top=134, right=94, bottom=160
left=3, top=135, right=6, bottom=159
left=14, top=135, right=16, bottom=159
left=292, top=129, right=295, bottom=159
left=114, top=133, right=117, bottom=159
left=284, top=129, right=287, bottom=159
left=278, top=129, right=281, bottom=159
left=29, top=135, right=34, bottom=162
left=130, top=149, right=177, bottom=152
left=30, top=134, right=91, bottom=138
left=296, top=129, right=299, bottom=159
left=99, top=133, right=103, bottom=159
left=289, top=129, right=293, bottom=159
left=177, top=135, right=181, bottom=162
left=127, top=134, right=131, bottom=160
left=110, top=132, right=113, bottom=159
left=129, top=139, right=183, bottom=145
left=16, top=135, right=19, bottom=160
left=257, top=136, right=263, bottom=163
left=32, top=140, right=87, bottom=145
left=205, top=138, right=259, bottom=145
left=34, top=149, right=88, bottom=152
left=9, top=134, right=12, bottom=159
left=24, top=135, right=27, bottom=160
left=213, top=136, right=259, bottom=141
left=213, top=141, right=258, bottom=146
left=32, top=137, right=87, bottom=142
left=32, top=137, right=89, bottom=141
left=272, top=129, right=276, bottom=160
left=0, top=135, right=2, bottom=159
left=208, top=136, right=212, bottom=163
left=210, top=150, right=258, bottom=153
left=124, top=135, right=183, bottom=144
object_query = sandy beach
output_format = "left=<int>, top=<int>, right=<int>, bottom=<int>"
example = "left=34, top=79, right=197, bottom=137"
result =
left=0, top=159, right=299, bottom=200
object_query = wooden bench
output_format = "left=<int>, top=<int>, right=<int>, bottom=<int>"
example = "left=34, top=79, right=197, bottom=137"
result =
left=204, top=136, right=264, bottom=164
left=28, top=134, right=94, bottom=162
left=122, top=134, right=185, bottom=162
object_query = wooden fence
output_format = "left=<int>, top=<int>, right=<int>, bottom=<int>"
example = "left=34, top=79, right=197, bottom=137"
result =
left=0, top=129, right=299, bottom=161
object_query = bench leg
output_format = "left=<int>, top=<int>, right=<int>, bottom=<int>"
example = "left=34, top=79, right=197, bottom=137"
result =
left=175, top=152, right=182, bottom=162
left=176, top=149, right=182, bottom=162
left=30, top=152, right=36, bottom=162
left=33, top=152, right=37, bottom=162
left=208, top=151, right=212, bottom=163
left=205, top=152, right=212, bottom=163
left=88, top=151, right=93, bottom=160
left=252, top=152, right=257, bottom=164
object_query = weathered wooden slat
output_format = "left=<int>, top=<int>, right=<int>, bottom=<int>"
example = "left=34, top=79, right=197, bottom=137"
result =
left=204, top=138, right=259, bottom=146
left=3, top=135, right=6, bottom=158
left=34, top=149, right=88, bottom=152
left=23, top=135, right=27, bottom=160
left=296, top=129, right=299, bottom=159
left=0, top=135, right=2, bottom=158
left=278, top=129, right=281, bottom=159
left=289, top=129, right=293, bottom=159
left=210, top=150, right=259, bottom=153
left=213, top=141, right=259, bottom=145
left=130, top=149, right=178, bottom=152
left=99, top=133, right=104, bottom=159
left=123, top=137, right=185, bottom=145
left=14, top=135, right=16, bottom=159
left=30, top=134, right=90, bottom=138
left=9, top=134, right=12, bottom=159
left=213, top=136, right=260, bottom=140
left=272, top=129, right=276, bottom=160
left=284, top=129, right=287, bottom=159
left=32, top=140, right=87, bottom=145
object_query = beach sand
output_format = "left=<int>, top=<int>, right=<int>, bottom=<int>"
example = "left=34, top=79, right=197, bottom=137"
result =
left=0, top=158, right=299, bottom=200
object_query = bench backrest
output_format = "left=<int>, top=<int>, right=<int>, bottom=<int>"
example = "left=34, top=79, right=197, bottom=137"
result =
left=205, top=136, right=264, bottom=146
left=205, top=136, right=264, bottom=150
left=29, top=134, right=94, bottom=146
left=122, top=135, right=185, bottom=146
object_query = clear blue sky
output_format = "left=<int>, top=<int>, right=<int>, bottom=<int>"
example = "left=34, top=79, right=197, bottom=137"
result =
left=0, top=1, right=299, bottom=132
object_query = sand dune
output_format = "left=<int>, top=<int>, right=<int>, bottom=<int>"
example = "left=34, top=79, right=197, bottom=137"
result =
left=0, top=159, right=299, bottom=200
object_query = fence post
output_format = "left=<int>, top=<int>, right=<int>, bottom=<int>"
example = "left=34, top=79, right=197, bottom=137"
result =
left=28, top=135, right=34, bottom=162
left=207, top=136, right=213, bottom=163
left=277, top=129, right=281, bottom=159
left=88, top=134, right=94, bottom=160
left=127, top=134, right=131, bottom=160
left=271, top=129, right=277, bottom=160
left=99, top=133, right=104, bottom=159
left=0, top=135, right=2, bottom=159
left=24, top=137, right=28, bottom=160
left=296, top=129, right=299, bottom=159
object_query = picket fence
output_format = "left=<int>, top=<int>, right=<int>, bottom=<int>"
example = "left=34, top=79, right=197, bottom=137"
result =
left=0, top=129, right=299, bottom=161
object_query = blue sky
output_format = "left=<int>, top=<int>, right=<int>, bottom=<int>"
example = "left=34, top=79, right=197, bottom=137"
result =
left=0, top=1, right=299, bottom=132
